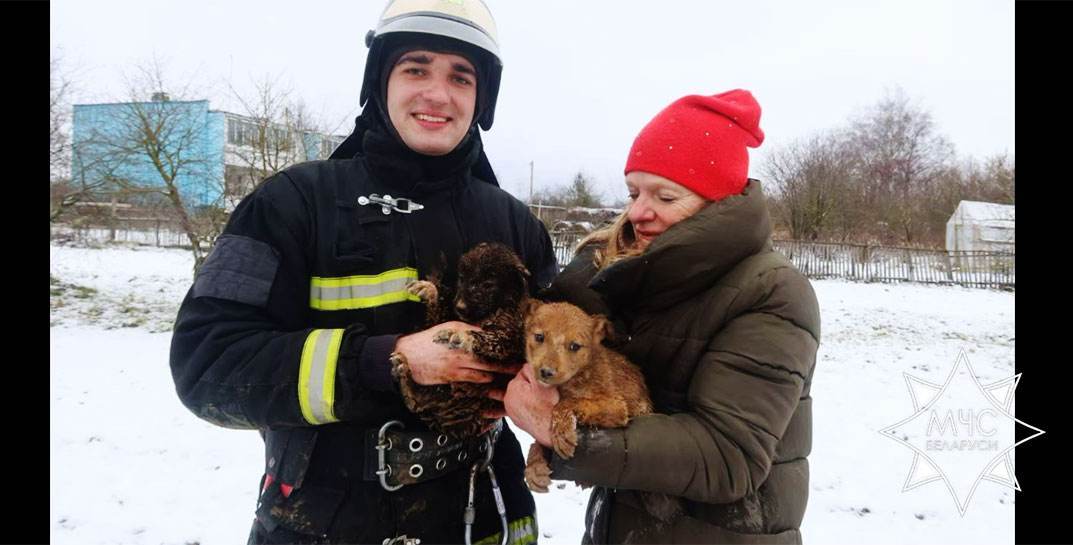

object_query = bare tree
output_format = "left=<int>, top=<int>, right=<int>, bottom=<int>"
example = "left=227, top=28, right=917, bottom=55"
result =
left=50, top=54, right=114, bottom=223
left=532, top=171, right=604, bottom=208
left=759, top=87, right=1007, bottom=248
left=50, top=55, right=71, bottom=184
left=225, top=74, right=330, bottom=208
left=564, top=171, right=602, bottom=208
left=981, top=153, right=1015, bottom=204
left=290, top=98, right=330, bottom=160
left=847, top=87, right=955, bottom=244
left=76, top=58, right=221, bottom=269
left=762, top=131, right=855, bottom=240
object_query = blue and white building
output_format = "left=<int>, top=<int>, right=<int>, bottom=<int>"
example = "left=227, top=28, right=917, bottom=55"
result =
left=72, top=96, right=346, bottom=209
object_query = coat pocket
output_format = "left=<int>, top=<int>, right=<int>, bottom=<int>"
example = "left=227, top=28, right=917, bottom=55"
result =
left=256, top=482, right=346, bottom=539
left=333, top=199, right=391, bottom=265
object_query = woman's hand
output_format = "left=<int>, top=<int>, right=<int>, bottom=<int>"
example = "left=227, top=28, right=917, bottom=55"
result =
left=496, top=363, right=560, bottom=447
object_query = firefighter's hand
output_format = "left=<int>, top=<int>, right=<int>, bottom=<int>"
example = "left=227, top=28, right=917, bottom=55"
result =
left=395, top=322, right=518, bottom=385
left=502, top=363, right=559, bottom=447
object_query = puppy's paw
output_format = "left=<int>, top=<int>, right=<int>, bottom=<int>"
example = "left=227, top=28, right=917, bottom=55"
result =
left=525, top=460, right=553, bottom=493
left=389, top=352, right=409, bottom=379
left=525, top=443, right=553, bottom=493
left=551, top=413, right=578, bottom=459
left=432, top=329, right=454, bottom=345
left=390, top=353, right=420, bottom=412
left=407, top=280, right=438, bottom=303
left=448, top=330, right=474, bottom=352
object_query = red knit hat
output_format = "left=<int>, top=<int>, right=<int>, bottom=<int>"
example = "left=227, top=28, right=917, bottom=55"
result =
left=624, top=89, right=764, bottom=201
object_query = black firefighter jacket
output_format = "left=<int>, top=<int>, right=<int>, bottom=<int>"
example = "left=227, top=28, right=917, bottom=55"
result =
left=169, top=130, right=557, bottom=543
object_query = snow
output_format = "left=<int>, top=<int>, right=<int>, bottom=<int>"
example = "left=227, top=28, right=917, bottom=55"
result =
left=50, top=242, right=1015, bottom=544
left=50, top=243, right=194, bottom=333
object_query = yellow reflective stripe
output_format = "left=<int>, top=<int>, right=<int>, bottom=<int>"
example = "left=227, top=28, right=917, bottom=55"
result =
left=320, top=329, right=343, bottom=422
left=311, top=290, right=421, bottom=311
left=474, top=516, right=538, bottom=545
left=309, top=268, right=421, bottom=310
left=298, top=328, right=344, bottom=425
left=298, top=330, right=320, bottom=424
left=312, top=267, right=417, bottom=287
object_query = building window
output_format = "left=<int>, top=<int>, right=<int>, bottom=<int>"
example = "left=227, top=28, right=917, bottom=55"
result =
left=227, top=118, right=262, bottom=147
left=228, top=116, right=300, bottom=152
left=228, top=118, right=249, bottom=146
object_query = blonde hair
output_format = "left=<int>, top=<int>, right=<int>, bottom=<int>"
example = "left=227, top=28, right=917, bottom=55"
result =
left=575, top=210, right=644, bottom=270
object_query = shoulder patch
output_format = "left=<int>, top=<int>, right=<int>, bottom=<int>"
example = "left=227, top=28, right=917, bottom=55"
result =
left=192, top=234, right=281, bottom=308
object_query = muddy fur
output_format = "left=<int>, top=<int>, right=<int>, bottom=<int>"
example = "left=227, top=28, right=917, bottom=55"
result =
left=390, top=242, right=531, bottom=439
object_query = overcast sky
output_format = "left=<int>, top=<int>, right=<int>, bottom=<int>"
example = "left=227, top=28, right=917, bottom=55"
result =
left=51, top=0, right=1014, bottom=203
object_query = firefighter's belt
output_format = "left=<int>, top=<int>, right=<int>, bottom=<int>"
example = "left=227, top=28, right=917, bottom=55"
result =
left=363, top=420, right=501, bottom=491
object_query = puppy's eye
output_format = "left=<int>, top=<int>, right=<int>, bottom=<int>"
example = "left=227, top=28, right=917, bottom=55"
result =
left=569, top=342, right=582, bottom=352
left=534, top=333, right=544, bottom=343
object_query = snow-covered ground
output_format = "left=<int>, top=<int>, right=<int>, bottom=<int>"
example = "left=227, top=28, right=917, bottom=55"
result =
left=50, top=242, right=1016, bottom=544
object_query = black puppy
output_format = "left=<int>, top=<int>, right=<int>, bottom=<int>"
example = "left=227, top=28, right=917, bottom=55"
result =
left=390, top=242, right=530, bottom=439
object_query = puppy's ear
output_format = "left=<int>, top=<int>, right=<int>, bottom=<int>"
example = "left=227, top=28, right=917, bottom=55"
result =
left=515, top=260, right=531, bottom=279
left=592, top=314, right=614, bottom=344
left=514, top=261, right=531, bottom=288
left=522, top=299, right=542, bottom=325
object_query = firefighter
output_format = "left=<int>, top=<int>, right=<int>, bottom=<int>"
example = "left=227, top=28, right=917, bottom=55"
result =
left=170, top=1, right=556, bottom=542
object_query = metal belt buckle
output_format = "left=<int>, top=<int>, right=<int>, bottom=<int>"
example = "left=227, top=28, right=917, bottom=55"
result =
left=376, top=420, right=405, bottom=491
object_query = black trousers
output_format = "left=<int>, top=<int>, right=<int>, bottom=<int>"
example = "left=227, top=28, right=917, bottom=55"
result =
left=247, top=518, right=330, bottom=545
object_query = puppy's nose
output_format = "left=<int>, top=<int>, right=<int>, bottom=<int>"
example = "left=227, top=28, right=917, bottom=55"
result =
left=539, top=367, right=555, bottom=380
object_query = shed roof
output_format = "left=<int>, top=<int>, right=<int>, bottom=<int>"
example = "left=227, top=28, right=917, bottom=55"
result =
left=952, top=201, right=1015, bottom=224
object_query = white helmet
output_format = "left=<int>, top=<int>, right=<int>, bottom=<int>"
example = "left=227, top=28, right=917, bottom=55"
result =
left=360, top=0, right=503, bottom=130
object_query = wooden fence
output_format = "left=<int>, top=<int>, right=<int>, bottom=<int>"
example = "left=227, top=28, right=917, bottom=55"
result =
left=51, top=221, right=194, bottom=248
left=770, top=240, right=1014, bottom=289
left=548, top=229, right=1014, bottom=290
left=52, top=225, right=1014, bottom=290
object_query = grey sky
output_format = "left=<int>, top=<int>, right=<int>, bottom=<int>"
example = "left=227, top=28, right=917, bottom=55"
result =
left=50, top=0, right=1014, bottom=203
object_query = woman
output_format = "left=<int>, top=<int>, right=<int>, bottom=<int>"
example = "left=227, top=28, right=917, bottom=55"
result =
left=503, top=89, right=821, bottom=544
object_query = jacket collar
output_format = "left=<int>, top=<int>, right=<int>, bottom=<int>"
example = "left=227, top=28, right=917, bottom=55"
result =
left=330, top=106, right=500, bottom=196
left=360, top=126, right=479, bottom=197
left=591, top=179, right=772, bottom=313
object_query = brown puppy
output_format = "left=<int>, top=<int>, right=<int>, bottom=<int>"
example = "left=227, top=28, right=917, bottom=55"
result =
left=390, top=242, right=530, bottom=439
left=522, top=301, right=652, bottom=493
